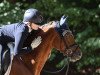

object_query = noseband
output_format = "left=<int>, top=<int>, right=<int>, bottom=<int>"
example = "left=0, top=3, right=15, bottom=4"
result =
left=61, top=30, right=79, bottom=57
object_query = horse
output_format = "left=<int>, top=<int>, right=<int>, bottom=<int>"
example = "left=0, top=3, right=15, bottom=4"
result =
left=4, top=20, right=82, bottom=75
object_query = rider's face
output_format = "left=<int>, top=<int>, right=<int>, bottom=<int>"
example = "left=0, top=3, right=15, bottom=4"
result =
left=30, top=23, right=40, bottom=30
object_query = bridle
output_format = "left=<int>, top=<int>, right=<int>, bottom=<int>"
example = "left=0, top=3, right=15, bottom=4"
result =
left=58, top=30, right=79, bottom=75
left=61, top=30, right=79, bottom=58
left=43, top=29, right=79, bottom=75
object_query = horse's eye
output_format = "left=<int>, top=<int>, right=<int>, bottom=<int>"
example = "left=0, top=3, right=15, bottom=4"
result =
left=50, top=21, right=53, bottom=25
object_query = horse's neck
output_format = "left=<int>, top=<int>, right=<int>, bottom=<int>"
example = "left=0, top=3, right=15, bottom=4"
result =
left=31, top=28, right=56, bottom=57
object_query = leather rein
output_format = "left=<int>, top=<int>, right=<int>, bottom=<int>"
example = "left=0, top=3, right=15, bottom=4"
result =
left=43, top=30, right=79, bottom=75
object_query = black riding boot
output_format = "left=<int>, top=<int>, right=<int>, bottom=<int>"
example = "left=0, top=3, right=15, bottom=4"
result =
left=0, top=44, right=11, bottom=75
left=0, top=50, right=5, bottom=75
left=0, top=44, right=3, bottom=75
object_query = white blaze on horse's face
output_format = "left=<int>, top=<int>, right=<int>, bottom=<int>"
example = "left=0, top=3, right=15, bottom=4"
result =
left=31, top=36, right=42, bottom=50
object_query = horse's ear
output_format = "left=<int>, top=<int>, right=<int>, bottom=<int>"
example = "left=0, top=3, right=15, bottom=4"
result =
left=59, top=15, right=68, bottom=26
left=59, top=15, right=69, bottom=30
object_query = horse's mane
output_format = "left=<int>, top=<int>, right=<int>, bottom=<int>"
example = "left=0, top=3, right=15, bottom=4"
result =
left=23, top=22, right=56, bottom=47
left=23, top=29, right=42, bottom=47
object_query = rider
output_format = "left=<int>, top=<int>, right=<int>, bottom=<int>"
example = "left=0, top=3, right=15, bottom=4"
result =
left=0, top=8, right=43, bottom=74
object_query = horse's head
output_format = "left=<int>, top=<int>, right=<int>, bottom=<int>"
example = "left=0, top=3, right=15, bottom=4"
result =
left=40, top=20, right=82, bottom=62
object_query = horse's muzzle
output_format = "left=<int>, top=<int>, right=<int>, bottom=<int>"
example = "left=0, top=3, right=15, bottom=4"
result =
left=69, top=48, right=82, bottom=62
left=64, top=45, right=82, bottom=62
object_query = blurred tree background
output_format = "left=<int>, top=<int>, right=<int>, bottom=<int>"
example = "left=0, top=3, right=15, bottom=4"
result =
left=0, top=0, right=100, bottom=75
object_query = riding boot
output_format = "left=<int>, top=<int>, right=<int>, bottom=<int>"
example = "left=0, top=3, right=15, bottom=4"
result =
left=0, top=44, right=5, bottom=75
left=0, top=44, right=2, bottom=71
left=0, top=44, right=3, bottom=74
left=4, top=42, right=14, bottom=75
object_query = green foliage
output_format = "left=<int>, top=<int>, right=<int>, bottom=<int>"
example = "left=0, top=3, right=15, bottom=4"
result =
left=0, top=0, right=25, bottom=25
left=0, top=0, right=100, bottom=74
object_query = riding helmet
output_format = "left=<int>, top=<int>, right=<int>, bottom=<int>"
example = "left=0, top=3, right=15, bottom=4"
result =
left=23, top=8, right=43, bottom=23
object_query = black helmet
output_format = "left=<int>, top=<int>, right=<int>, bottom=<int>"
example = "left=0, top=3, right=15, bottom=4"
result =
left=23, top=8, right=43, bottom=23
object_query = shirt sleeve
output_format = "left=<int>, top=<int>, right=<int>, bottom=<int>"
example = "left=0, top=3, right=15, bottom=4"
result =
left=14, top=30, right=28, bottom=55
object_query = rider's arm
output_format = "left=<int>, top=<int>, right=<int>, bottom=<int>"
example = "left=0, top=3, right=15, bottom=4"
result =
left=14, top=30, right=28, bottom=55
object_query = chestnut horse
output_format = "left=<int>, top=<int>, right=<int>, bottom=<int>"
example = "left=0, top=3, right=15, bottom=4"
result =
left=7, top=21, right=82, bottom=75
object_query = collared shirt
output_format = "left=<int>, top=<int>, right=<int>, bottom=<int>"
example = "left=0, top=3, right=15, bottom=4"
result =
left=0, top=22, right=29, bottom=55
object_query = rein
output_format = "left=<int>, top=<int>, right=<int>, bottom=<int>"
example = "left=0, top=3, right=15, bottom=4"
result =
left=43, top=30, right=71, bottom=75
left=43, top=57, right=70, bottom=74
left=61, top=30, right=79, bottom=75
